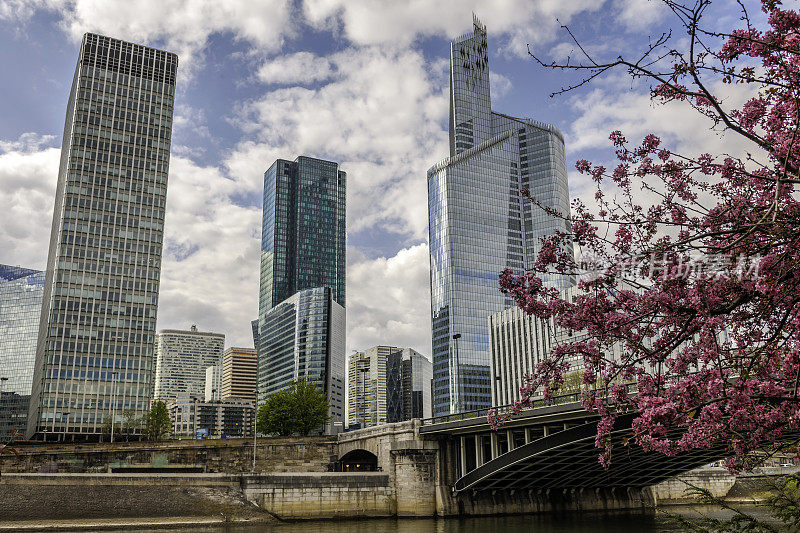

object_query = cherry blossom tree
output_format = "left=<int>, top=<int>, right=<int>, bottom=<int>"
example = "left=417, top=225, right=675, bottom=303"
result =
left=491, top=0, right=800, bottom=472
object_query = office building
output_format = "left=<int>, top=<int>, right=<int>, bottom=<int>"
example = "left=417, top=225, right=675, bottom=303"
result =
left=168, top=396, right=254, bottom=439
left=154, top=326, right=224, bottom=402
left=204, top=365, right=221, bottom=402
left=0, top=265, right=45, bottom=439
left=347, top=346, right=401, bottom=429
left=427, top=16, right=572, bottom=415
left=255, top=155, right=347, bottom=435
left=257, top=156, right=346, bottom=313
left=258, top=287, right=345, bottom=433
left=489, top=287, right=621, bottom=405
left=386, top=348, right=433, bottom=422
left=26, top=33, right=178, bottom=440
left=221, top=347, right=257, bottom=404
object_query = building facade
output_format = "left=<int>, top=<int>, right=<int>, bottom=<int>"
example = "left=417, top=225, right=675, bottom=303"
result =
left=27, top=33, right=178, bottom=441
left=154, top=326, right=225, bottom=402
left=168, top=396, right=254, bottom=439
left=0, top=265, right=45, bottom=439
left=221, top=347, right=257, bottom=404
left=254, top=155, right=347, bottom=435
left=386, top=348, right=433, bottom=423
left=257, top=156, right=346, bottom=313
left=258, top=287, right=345, bottom=433
left=489, top=287, right=621, bottom=406
left=347, top=346, right=400, bottom=429
left=427, top=16, right=572, bottom=415
left=204, top=365, right=221, bottom=402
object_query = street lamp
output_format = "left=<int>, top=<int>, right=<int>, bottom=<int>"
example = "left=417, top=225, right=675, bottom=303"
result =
left=452, top=334, right=462, bottom=414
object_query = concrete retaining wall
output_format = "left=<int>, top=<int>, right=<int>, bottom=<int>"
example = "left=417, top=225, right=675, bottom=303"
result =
left=651, top=468, right=737, bottom=504
left=1, top=437, right=337, bottom=474
left=243, top=473, right=394, bottom=519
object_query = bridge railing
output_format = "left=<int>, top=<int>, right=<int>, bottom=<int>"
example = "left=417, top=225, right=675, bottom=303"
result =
left=420, top=383, right=638, bottom=427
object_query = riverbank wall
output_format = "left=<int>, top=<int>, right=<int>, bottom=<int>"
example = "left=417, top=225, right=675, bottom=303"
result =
left=1, top=437, right=337, bottom=474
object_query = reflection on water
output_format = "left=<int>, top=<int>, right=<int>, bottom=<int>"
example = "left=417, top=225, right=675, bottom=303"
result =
left=92, top=511, right=686, bottom=533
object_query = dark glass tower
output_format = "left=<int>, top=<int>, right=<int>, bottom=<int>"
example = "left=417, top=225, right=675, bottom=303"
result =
left=27, top=33, right=178, bottom=440
left=256, top=156, right=346, bottom=434
left=258, top=156, right=346, bottom=315
left=427, top=17, right=572, bottom=415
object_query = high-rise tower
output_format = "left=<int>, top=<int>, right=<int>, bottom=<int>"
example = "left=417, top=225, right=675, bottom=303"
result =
left=255, top=156, right=346, bottom=434
left=27, top=33, right=177, bottom=440
left=427, top=16, right=572, bottom=415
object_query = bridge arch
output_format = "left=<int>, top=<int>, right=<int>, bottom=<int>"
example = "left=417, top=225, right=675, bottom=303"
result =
left=454, top=413, right=727, bottom=492
left=337, top=449, right=379, bottom=472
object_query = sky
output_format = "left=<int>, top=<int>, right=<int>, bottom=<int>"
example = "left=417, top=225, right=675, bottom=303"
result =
left=0, top=0, right=782, bottom=355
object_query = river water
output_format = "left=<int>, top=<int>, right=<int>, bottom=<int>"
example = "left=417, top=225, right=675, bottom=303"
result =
left=93, top=509, right=748, bottom=533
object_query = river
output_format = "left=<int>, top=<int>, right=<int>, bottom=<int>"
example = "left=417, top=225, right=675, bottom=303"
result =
left=88, top=508, right=760, bottom=533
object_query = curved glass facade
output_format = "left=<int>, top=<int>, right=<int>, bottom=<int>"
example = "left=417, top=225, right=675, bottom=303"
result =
left=257, top=287, right=345, bottom=433
left=428, top=18, right=573, bottom=415
left=0, top=265, right=44, bottom=439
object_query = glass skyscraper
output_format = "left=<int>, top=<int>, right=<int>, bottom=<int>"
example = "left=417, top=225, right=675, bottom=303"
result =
left=258, top=156, right=346, bottom=313
left=27, top=33, right=178, bottom=440
left=0, top=265, right=45, bottom=439
left=427, top=16, right=572, bottom=415
left=258, top=287, right=345, bottom=433
left=255, top=156, right=346, bottom=434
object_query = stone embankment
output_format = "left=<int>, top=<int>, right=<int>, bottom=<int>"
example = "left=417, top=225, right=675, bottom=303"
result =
left=1, top=436, right=337, bottom=473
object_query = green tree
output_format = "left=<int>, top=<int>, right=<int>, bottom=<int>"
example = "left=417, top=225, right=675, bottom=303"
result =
left=257, top=378, right=330, bottom=437
left=143, top=401, right=172, bottom=441
left=292, top=378, right=331, bottom=436
left=257, top=389, right=296, bottom=436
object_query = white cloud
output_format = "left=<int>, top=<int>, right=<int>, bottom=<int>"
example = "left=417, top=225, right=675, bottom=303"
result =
left=614, top=0, right=668, bottom=32
left=347, top=243, right=431, bottom=355
left=231, top=45, right=448, bottom=241
left=303, top=0, right=604, bottom=55
left=2, top=0, right=294, bottom=74
left=158, top=155, right=261, bottom=348
left=257, top=51, right=334, bottom=85
left=0, top=134, right=59, bottom=270
left=490, top=71, right=512, bottom=98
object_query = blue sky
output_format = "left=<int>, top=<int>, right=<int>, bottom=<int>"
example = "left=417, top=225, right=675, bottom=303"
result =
left=0, top=0, right=774, bottom=354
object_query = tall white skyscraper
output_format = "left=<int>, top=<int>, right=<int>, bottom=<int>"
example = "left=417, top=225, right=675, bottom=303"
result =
left=27, top=33, right=178, bottom=440
left=427, top=16, right=572, bottom=415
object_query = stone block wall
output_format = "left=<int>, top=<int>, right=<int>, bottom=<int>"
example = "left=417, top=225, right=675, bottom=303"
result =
left=393, top=449, right=437, bottom=516
left=242, top=472, right=394, bottom=519
left=0, top=437, right=337, bottom=474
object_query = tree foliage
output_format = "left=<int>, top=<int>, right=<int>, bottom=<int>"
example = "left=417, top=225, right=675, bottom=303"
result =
left=143, top=400, right=172, bottom=441
left=491, top=0, right=800, bottom=473
left=257, top=378, right=330, bottom=437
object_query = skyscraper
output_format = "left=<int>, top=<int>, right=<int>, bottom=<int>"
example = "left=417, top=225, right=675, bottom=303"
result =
left=427, top=16, right=572, bottom=415
left=0, top=265, right=45, bottom=439
left=255, top=156, right=347, bottom=434
left=221, top=347, right=257, bottom=403
left=27, top=33, right=178, bottom=440
left=347, top=345, right=401, bottom=428
left=258, top=156, right=346, bottom=313
left=386, top=348, right=433, bottom=423
left=154, top=326, right=225, bottom=402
